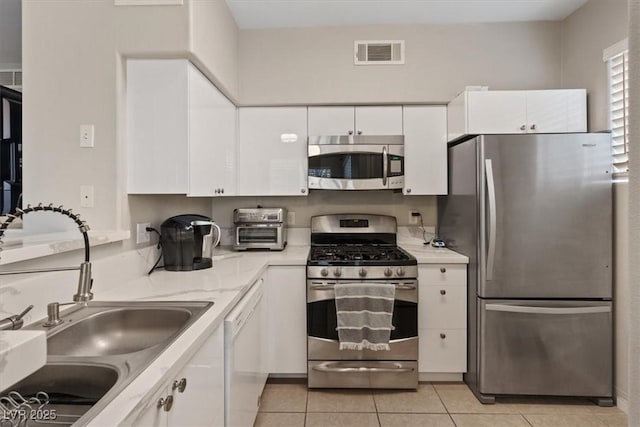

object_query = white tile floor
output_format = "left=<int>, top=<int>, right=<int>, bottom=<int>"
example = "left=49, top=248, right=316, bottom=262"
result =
left=254, top=380, right=628, bottom=427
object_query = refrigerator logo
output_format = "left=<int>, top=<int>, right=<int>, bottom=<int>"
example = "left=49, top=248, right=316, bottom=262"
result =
left=582, top=143, right=597, bottom=147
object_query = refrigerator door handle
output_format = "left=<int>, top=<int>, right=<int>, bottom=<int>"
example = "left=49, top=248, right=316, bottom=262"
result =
left=485, top=159, right=497, bottom=281
left=485, top=304, right=611, bottom=315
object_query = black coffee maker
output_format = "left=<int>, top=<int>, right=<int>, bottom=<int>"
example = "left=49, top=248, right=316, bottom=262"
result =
left=160, top=214, right=221, bottom=271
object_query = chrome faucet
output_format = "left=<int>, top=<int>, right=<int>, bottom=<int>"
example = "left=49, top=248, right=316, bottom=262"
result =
left=0, top=305, right=34, bottom=330
left=0, top=204, right=94, bottom=327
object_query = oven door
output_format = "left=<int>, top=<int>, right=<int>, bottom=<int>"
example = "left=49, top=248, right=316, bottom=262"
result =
left=234, top=224, right=284, bottom=250
left=308, top=144, right=404, bottom=190
left=306, top=279, right=418, bottom=361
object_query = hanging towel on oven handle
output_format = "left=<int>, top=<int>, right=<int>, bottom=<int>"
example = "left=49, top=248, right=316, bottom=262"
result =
left=334, top=282, right=396, bottom=351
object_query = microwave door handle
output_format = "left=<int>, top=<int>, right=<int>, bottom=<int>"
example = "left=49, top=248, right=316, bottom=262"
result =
left=382, top=146, right=388, bottom=186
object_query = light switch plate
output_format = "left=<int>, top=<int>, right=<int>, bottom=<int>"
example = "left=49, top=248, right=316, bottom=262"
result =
left=80, top=124, right=94, bottom=148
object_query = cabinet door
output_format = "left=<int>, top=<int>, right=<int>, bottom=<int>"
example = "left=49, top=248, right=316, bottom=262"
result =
left=308, top=106, right=354, bottom=135
left=127, top=59, right=189, bottom=194
left=237, top=107, right=308, bottom=196
left=132, top=383, right=169, bottom=426
left=265, top=267, right=307, bottom=374
left=467, top=91, right=527, bottom=134
left=419, top=329, right=467, bottom=372
left=525, top=90, right=569, bottom=133
left=403, top=106, right=447, bottom=195
left=187, top=64, right=236, bottom=197
left=355, top=106, right=403, bottom=135
left=169, top=326, right=224, bottom=427
left=526, top=89, right=587, bottom=134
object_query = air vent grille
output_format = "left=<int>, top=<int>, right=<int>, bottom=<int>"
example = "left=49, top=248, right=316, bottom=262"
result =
left=354, top=40, right=405, bottom=65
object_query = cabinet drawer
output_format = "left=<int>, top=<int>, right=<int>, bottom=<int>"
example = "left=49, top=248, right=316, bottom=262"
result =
left=419, top=264, right=466, bottom=286
left=418, top=329, right=466, bottom=373
left=419, top=286, right=466, bottom=329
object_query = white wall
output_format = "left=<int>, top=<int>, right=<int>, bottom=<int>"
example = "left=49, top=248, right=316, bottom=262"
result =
left=561, top=0, right=630, bottom=406
left=238, top=22, right=562, bottom=105
left=21, top=0, right=238, bottom=244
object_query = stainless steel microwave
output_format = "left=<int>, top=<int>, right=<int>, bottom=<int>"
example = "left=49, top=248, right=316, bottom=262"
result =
left=308, top=135, right=404, bottom=190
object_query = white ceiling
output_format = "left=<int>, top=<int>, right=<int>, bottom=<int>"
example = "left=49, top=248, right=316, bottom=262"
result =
left=225, top=0, right=589, bottom=29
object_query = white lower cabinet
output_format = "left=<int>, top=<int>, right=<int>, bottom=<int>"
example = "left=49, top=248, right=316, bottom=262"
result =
left=133, top=325, right=225, bottom=427
left=418, top=264, right=467, bottom=373
left=265, top=266, right=307, bottom=375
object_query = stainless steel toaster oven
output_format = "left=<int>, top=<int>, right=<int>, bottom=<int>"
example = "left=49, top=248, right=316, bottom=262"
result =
left=233, top=208, right=287, bottom=251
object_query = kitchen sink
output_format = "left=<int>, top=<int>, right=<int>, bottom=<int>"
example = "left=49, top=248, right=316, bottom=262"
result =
left=47, top=307, right=193, bottom=356
left=7, top=301, right=214, bottom=426
left=1, top=362, right=122, bottom=426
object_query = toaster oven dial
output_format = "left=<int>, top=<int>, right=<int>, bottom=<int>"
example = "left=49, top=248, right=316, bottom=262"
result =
left=321, top=268, right=329, bottom=277
left=384, top=267, right=393, bottom=277
left=396, top=267, right=405, bottom=277
left=333, top=268, right=342, bottom=277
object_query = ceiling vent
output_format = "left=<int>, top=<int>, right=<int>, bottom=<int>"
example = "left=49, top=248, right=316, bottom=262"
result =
left=354, top=40, right=405, bottom=65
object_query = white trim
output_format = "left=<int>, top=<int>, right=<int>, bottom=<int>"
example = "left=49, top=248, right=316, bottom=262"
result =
left=603, top=38, right=629, bottom=61
left=616, top=395, right=629, bottom=414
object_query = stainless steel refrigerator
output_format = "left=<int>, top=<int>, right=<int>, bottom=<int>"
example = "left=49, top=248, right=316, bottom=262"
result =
left=438, top=133, right=613, bottom=406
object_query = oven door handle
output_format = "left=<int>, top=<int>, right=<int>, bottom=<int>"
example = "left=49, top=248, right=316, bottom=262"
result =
left=309, top=282, right=417, bottom=291
left=311, top=363, right=415, bottom=374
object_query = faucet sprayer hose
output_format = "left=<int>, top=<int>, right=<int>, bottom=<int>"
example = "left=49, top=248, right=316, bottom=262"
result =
left=0, top=203, right=91, bottom=262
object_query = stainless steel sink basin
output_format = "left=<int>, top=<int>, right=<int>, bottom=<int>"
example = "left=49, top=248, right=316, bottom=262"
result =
left=13, top=301, right=213, bottom=426
left=47, top=307, right=193, bottom=356
left=1, top=362, right=122, bottom=426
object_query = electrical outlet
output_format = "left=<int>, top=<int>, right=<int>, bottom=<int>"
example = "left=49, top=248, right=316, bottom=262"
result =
left=80, top=185, right=94, bottom=207
left=136, top=222, right=151, bottom=244
left=287, top=211, right=296, bottom=225
left=80, top=124, right=95, bottom=147
left=409, top=211, right=420, bottom=225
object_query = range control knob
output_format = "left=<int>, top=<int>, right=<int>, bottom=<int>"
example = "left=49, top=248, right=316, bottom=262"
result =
left=333, top=268, right=342, bottom=277
left=396, top=267, right=405, bottom=277
left=384, top=267, right=393, bottom=277
left=321, top=268, right=329, bottom=277
left=358, top=268, right=367, bottom=277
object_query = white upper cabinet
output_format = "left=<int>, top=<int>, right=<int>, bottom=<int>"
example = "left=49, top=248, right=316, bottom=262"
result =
left=188, top=66, right=236, bottom=197
left=237, top=107, right=308, bottom=196
left=447, top=89, right=587, bottom=141
left=403, top=106, right=448, bottom=195
left=126, top=59, right=236, bottom=196
left=308, top=106, right=403, bottom=135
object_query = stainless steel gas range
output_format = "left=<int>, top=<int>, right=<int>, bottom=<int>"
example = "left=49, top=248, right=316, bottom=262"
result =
left=306, top=214, right=418, bottom=389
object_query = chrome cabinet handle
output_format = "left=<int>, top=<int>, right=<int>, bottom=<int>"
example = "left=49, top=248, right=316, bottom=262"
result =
left=530, top=124, right=537, bottom=130
left=440, top=333, right=446, bottom=339
left=485, top=159, right=497, bottom=281
left=440, top=267, right=446, bottom=273
left=357, top=130, right=363, bottom=135
left=520, top=125, right=526, bottom=131
left=172, top=378, right=187, bottom=393
left=440, top=289, right=446, bottom=295
left=157, top=395, right=174, bottom=412
left=406, top=188, right=411, bottom=194
left=301, top=189, right=306, bottom=194
left=348, top=130, right=354, bottom=135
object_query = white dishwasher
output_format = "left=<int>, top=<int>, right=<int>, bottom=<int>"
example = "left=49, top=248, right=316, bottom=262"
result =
left=224, top=277, right=267, bottom=427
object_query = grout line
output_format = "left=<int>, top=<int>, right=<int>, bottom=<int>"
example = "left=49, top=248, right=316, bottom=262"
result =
left=448, top=413, right=459, bottom=427
left=432, top=382, right=452, bottom=414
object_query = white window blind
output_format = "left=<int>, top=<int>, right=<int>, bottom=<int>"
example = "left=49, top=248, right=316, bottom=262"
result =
left=605, top=43, right=629, bottom=175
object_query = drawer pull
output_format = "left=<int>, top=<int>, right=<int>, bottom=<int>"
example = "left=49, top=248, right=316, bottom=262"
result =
left=440, top=289, right=446, bottom=295
left=440, top=267, right=446, bottom=273
left=172, top=378, right=187, bottom=393
left=440, top=333, right=446, bottom=339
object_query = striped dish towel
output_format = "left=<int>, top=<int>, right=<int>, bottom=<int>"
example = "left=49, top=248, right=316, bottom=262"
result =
left=335, top=282, right=395, bottom=351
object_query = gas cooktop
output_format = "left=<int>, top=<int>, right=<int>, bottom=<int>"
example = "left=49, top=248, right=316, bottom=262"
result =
left=308, top=245, right=417, bottom=267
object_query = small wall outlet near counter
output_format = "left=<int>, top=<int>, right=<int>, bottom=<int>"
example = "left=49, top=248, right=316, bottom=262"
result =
left=409, top=211, right=421, bottom=225
left=136, top=222, right=151, bottom=244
